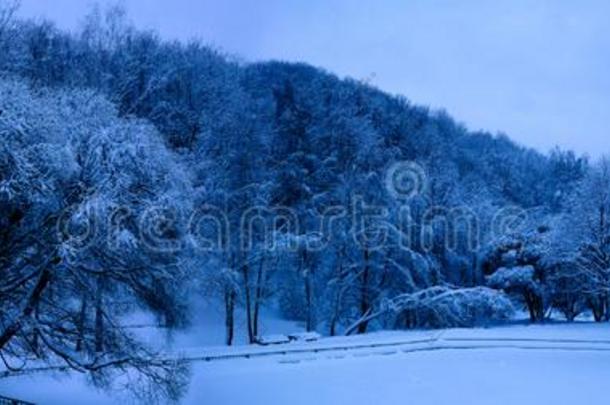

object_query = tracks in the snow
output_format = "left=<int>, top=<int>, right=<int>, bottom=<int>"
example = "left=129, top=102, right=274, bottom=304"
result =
left=186, top=334, right=610, bottom=364
left=4, top=333, right=610, bottom=377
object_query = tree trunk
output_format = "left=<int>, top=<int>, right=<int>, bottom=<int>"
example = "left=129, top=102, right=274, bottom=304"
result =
left=304, top=273, right=314, bottom=331
left=329, top=286, right=343, bottom=337
left=75, top=294, right=88, bottom=352
left=225, top=289, right=235, bottom=346
left=329, top=248, right=346, bottom=337
left=252, top=257, right=265, bottom=338
left=242, top=264, right=255, bottom=343
left=525, top=290, right=544, bottom=323
left=94, top=277, right=105, bottom=353
left=31, top=300, right=42, bottom=356
left=329, top=314, right=338, bottom=337
left=589, top=297, right=605, bottom=322
left=563, top=299, right=576, bottom=322
left=300, top=248, right=314, bottom=332
left=0, top=268, right=51, bottom=351
left=358, top=248, right=371, bottom=334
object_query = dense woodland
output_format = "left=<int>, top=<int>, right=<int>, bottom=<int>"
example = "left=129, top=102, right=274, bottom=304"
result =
left=0, top=2, right=608, bottom=402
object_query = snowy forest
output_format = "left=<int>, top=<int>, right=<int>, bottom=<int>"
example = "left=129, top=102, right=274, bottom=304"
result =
left=1, top=1, right=609, bottom=403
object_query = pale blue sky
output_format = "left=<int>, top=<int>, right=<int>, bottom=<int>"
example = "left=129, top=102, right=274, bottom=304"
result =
left=17, top=0, right=610, bottom=158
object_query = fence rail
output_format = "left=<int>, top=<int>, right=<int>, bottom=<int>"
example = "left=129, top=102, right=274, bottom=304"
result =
left=0, top=395, right=35, bottom=405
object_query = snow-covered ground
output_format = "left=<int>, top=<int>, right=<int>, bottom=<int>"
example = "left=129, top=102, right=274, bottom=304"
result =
left=193, top=346, right=609, bottom=405
left=2, top=322, right=610, bottom=405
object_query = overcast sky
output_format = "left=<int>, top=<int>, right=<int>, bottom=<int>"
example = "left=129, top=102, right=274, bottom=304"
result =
left=17, top=0, right=610, bottom=158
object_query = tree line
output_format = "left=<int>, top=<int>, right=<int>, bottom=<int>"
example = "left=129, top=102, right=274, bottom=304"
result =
left=0, top=1, right=607, bottom=402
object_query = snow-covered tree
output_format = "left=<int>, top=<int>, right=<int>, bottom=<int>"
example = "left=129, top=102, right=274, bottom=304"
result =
left=0, top=79, right=191, bottom=401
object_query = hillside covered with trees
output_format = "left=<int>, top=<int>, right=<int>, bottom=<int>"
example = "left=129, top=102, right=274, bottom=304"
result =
left=0, top=2, right=607, bottom=402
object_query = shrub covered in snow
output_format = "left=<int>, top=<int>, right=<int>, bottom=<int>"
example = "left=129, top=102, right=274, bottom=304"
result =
left=487, top=266, right=537, bottom=290
left=392, top=286, right=515, bottom=329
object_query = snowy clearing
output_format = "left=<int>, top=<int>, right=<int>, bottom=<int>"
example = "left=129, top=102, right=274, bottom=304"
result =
left=2, top=323, right=610, bottom=405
